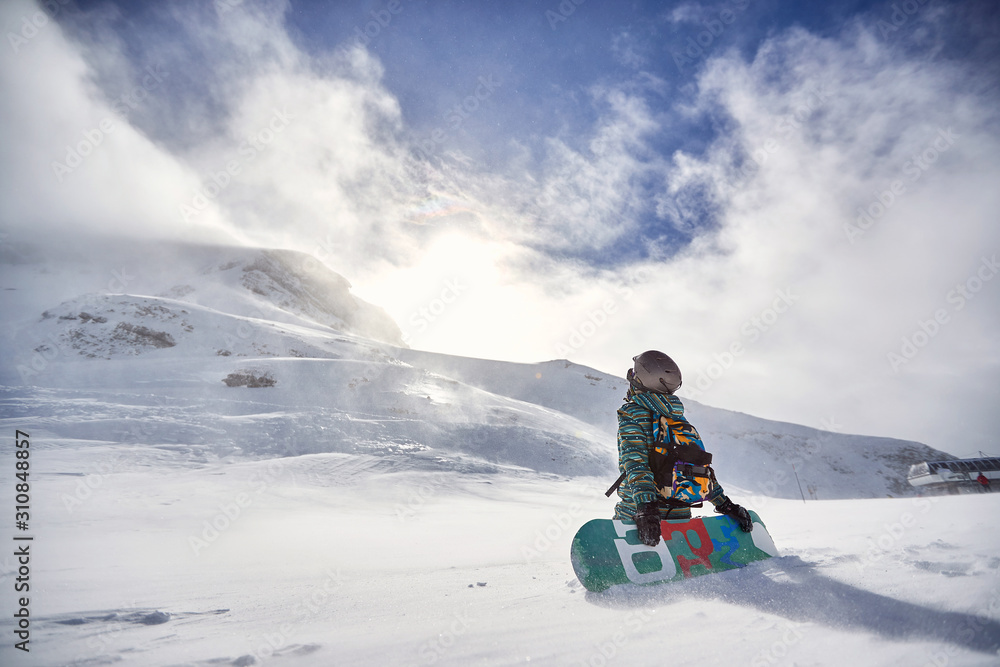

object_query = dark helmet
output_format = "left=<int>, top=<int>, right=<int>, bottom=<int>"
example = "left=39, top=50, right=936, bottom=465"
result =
left=630, top=350, right=682, bottom=394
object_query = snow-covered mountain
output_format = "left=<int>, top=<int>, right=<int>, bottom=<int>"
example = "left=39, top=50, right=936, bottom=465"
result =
left=1, top=237, right=404, bottom=353
left=1, top=237, right=949, bottom=498
left=2, top=238, right=995, bottom=667
left=396, top=350, right=952, bottom=499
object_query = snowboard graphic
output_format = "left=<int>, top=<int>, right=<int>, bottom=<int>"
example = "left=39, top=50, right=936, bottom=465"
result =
left=570, top=511, right=778, bottom=592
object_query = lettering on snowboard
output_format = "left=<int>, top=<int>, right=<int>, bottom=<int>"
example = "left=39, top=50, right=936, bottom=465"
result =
left=611, top=517, right=748, bottom=584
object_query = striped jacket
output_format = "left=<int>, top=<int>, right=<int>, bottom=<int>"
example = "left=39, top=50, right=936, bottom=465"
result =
left=613, top=388, right=730, bottom=521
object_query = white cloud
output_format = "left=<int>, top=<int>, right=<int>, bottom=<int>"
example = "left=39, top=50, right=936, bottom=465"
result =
left=611, top=29, right=648, bottom=69
left=526, top=88, right=664, bottom=251
left=0, top=0, right=239, bottom=244
left=666, top=3, right=714, bottom=26
left=602, top=22, right=1000, bottom=455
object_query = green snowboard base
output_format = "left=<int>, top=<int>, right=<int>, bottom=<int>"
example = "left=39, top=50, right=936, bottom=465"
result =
left=570, top=511, right=778, bottom=592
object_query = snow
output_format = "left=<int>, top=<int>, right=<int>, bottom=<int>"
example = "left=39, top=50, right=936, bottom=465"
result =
left=1, top=239, right=998, bottom=666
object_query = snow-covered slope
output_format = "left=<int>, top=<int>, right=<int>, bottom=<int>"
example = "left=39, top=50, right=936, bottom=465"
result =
left=2, top=237, right=992, bottom=667
left=2, top=455, right=998, bottom=667
left=1, top=237, right=950, bottom=495
left=0, top=236, right=404, bottom=350
left=397, top=349, right=951, bottom=499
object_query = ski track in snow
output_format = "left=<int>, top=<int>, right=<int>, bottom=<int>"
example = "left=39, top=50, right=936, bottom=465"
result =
left=0, top=240, right=996, bottom=666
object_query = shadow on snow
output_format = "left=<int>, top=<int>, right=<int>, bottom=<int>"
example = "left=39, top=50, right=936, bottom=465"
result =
left=586, top=555, right=1000, bottom=656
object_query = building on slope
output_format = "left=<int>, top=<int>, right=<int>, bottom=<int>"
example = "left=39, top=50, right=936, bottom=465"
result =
left=907, top=456, right=1000, bottom=494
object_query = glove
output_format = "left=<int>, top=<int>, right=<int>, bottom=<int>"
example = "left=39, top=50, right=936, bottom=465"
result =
left=716, top=498, right=753, bottom=533
left=634, top=502, right=662, bottom=546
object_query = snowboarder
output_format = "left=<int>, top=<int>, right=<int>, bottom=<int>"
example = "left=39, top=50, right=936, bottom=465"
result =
left=609, top=350, right=753, bottom=547
left=977, top=472, right=990, bottom=492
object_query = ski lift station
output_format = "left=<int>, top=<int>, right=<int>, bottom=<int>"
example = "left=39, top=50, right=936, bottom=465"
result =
left=907, top=456, right=1000, bottom=493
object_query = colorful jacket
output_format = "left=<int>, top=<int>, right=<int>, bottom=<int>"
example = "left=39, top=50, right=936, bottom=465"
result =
left=613, top=388, right=730, bottom=521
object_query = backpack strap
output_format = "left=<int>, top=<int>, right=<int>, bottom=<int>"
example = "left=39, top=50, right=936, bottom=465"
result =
left=606, top=401, right=713, bottom=499
left=670, top=443, right=713, bottom=466
left=604, top=471, right=627, bottom=498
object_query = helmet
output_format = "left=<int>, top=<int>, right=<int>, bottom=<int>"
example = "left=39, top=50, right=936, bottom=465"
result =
left=630, top=350, right=682, bottom=394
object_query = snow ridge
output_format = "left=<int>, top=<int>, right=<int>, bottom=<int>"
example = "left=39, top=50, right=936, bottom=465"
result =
left=2, top=239, right=951, bottom=498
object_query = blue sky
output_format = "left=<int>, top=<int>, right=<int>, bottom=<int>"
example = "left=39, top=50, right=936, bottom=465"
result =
left=56, top=2, right=999, bottom=241
left=63, top=0, right=959, bottom=265
left=2, top=0, right=999, bottom=456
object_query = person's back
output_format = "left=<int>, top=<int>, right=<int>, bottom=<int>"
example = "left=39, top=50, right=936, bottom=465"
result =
left=977, top=472, right=990, bottom=491
left=611, top=350, right=753, bottom=546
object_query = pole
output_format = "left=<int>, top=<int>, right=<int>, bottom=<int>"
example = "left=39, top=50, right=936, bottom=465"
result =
left=792, top=463, right=806, bottom=503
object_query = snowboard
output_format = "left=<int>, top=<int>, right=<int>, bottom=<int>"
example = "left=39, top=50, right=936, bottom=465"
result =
left=570, top=511, right=778, bottom=592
